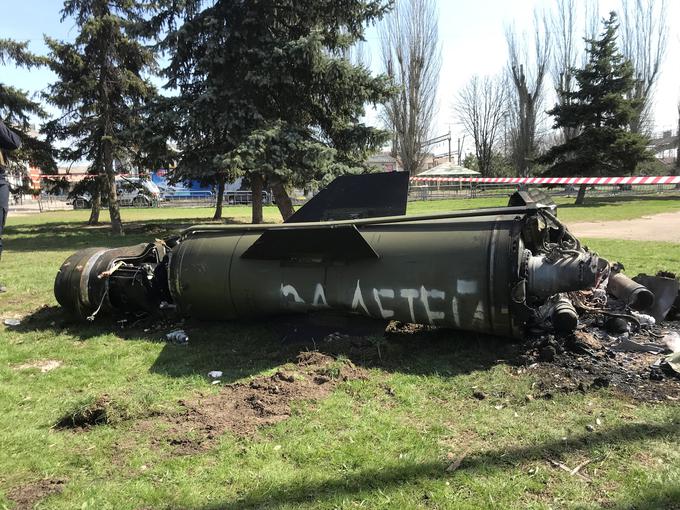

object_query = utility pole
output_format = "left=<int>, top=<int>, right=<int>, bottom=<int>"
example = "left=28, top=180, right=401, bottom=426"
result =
left=457, top=136, right=466, bottom=165
left=421, top=130, right=452, bottom=164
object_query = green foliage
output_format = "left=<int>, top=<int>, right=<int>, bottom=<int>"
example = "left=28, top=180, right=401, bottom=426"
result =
left=463, top=151, right=515, bottom=177
left=0, top=39, right=57, bottom=173
left=155, top=0, right=392, bottom=193
left=42, top=1, right=158, bottom=172
left=540, top=12, right=651, bottom=177
left=42, top=0, right=160, bottom=231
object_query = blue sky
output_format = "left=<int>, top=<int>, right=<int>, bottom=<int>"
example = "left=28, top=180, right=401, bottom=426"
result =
left=1, top=0, right=678, bottom=156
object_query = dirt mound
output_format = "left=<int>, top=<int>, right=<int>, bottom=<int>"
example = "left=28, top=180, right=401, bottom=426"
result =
left=7, top=478, right=66, bottom=509
left=55, top=395, right=114, bottom=429
left=148, top=351, right=367, bottom=453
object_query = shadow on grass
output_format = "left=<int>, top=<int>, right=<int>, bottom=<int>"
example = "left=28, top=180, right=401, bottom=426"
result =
left=14, top=305, right=517, bottom=383
left=2, top=217, right=250, bottom=252
left=149, top=315, right=519, bottom=383
left=188, top=421, right=679, bottom=509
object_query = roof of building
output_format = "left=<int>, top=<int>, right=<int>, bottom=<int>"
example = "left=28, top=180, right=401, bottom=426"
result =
left=367, top=153, right=397, bottom=164
left=418, top=162, right=480, bottom=177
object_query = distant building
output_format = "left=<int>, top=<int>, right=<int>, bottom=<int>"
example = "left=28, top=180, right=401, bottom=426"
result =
left=650, top=129, right=678, bottom=166
left=367, top=152, right=399, bottom=172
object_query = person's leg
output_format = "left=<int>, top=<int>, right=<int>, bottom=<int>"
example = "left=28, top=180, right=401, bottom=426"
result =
left=0, top=182, right=8, bottom=292
left=0, top=207, right=6, bottom=293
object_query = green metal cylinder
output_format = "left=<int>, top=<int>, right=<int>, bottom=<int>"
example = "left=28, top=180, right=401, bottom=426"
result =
left=168, top=214, right=525, bottom=337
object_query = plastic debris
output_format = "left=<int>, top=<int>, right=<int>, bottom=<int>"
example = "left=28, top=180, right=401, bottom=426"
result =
left=159, top=301, right=176, bottom=310
left=630, top=311, right=655, bottom=327
left=662, top=332, right=680, bottom=353
left=609, top=336, right=664, bottom=354
left=207, top=370, right=223, bottom=379
left=166, top=329, right=189, bottom=344
left=3, top=318, right=21, bottom=327
left=661, top=351, right=680, bottom=376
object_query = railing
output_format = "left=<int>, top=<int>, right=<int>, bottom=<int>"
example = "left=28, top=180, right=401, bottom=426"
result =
left=408, top=176, right=680, bottom=201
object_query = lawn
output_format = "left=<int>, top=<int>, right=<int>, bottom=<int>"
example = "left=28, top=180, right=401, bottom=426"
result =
left=0, top=197, right=679, bottom=509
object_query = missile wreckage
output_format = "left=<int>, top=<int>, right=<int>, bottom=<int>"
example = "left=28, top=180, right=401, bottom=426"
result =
left=54, top=172, right=673, bottom=339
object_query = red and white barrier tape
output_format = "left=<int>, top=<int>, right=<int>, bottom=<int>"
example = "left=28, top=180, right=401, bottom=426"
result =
left=410, top=175, right=680, bottom=185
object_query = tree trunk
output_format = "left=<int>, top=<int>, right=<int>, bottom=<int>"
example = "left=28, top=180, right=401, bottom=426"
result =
left=104, top=141, right=124, bottom=235
left=675, top=103, right=680, bottom=175
left=575, top=183, right=587, bottom=205
left=213, top=174, right=226, bottom=220
left=251, top=173, right=264, bottom=224
left=88, top=178, right=101, bottom=225
left=271, top=180, right=295, bottom=221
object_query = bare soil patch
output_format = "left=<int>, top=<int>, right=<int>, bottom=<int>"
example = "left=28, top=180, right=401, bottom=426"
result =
left=12, top=359, right=63, bottom=373
left=569, top=210, right=680, bottom=241
left=6, top=478, right=66, bottom=509
left=144, top=351, right=367, bottom=453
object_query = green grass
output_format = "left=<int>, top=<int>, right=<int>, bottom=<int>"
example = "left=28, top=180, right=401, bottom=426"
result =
left=1, top=200, right=679, bottom=509
left=407, top=194, right=680, bottom=224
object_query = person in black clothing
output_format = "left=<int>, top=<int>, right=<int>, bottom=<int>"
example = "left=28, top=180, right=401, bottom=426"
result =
left=0, top=120, right=22, bottom=292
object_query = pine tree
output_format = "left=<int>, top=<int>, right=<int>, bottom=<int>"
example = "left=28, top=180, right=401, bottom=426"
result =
left=539, top=12, right=650, bottom=204
left=153, top=0, right=392, bottom=222
left=0, top=40, right=56, bottom=179
left=43, top=0, right=157, bottom=233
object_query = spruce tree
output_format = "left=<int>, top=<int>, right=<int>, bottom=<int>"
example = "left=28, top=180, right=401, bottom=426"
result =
left=0, top=40, right=56, bottom=178
left=43, top=0, right=157, bottom=233
left=153, top=0, right=392, bottom=222
left=539, top=12, right=650, bottom=204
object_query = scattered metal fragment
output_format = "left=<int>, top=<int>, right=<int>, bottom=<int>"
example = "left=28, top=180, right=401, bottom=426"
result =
left=166, top=329, right=189, bottom=345
left=662, top=352, right=680, bottom=376
left=633, top=274, right=680, bottom=322
left=608, top=336, right=665, bottom=354
left=607, top=268, right=655, bottom=311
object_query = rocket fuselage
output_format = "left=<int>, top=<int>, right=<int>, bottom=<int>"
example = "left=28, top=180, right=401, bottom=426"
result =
left=169, top=214, right=524, bottom=337
left=54, top=200, right=605, bottom=338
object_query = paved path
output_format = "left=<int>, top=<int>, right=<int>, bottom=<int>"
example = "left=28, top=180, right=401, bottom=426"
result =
left=568, top=210, right=680, bottom=242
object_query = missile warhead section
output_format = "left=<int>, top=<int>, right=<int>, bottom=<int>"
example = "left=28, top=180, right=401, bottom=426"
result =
left=54, top=172, right=618, bottom=338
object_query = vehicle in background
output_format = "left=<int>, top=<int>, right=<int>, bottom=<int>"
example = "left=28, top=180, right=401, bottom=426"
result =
left=157, top=183, right=214, bottom=201
left=226, top=190, right=272, bottom=205
left=71, top=177, right=161, bottom=209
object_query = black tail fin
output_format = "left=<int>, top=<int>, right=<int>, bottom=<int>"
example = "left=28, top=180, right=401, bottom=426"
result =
left=285, top=171, right=410, bottom=223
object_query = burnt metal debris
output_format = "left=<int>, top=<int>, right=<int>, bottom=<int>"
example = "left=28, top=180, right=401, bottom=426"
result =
left=53, top=172, right=678, bottom=343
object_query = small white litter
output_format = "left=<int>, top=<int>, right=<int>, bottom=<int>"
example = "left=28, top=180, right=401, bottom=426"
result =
left=630, top=311, right=656, bottom=327
left=208, top=370, right=223, bottom=379
left=662, top=332, right=680, bottom=353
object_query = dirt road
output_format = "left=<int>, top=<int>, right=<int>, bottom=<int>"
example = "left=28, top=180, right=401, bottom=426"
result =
left=568, top=210, right=680, bottom=242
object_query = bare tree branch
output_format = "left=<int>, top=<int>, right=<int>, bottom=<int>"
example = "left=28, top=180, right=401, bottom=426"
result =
left=619, top=0, right=668, bottom=134
left=454, top=75, right=507, bottom=177
left=505, top=11, right=550, bottom=177
left=380, top=0, right=441, bottom=175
